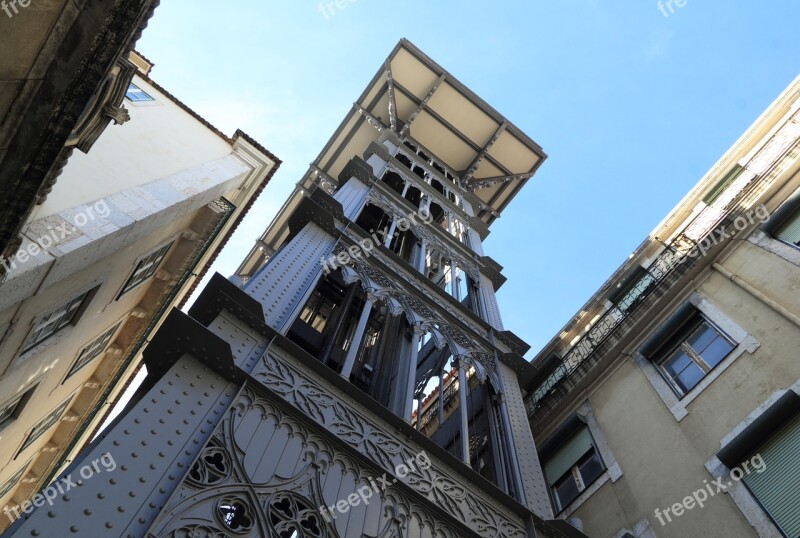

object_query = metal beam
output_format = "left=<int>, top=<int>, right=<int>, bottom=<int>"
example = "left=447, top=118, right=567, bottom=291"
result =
left=354, top=103, right=390, bottom=134
left=462, top=122, right=507, bottom=183
left=400, top=73, right=446, bottom=137
left=468, top=172, right=533, bottom=192
left=310, top=164, right=339, bottom=191
left=385, top=60, right=398, bottom=132
left=394, top=80, right=516, bottom=178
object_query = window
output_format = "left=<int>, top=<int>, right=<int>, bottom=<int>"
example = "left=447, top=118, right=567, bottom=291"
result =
left=775, top=209, right=800, bottom=248
left=17, top=398, right=72, bottom=456
left=741, top=412, right=800, bottom=538
left=654, top=314, right=734, bottom=397
left=125, top=83, right=154, bottom=102
left=118, top=242, right=173, bottom=298
left=65, top=323, right=121, bottom=380
left=21, top=289, right=95, bottom=354
left=703, top=164, right=743, bottom=205
left=0, top=463, right=28, bottom=500
left=543, top=427, right=606, bottom=512
left=0, top=387, right=35, bottom=430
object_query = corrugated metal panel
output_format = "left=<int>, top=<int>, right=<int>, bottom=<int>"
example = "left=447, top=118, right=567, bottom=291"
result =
left=544, top=427, right=593, bottom=485
left=777, top=211, right=800, bottom=245
left=743, top=413, right=800, bottom=538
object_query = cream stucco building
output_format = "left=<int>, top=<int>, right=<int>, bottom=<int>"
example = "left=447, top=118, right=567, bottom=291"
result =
left=527, top=76, right=800, bottom=538
left=0, top=52, right=279, bottom=530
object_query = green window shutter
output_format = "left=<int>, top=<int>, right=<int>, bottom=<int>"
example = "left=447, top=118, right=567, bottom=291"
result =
left=544, top=427, right=594, bottom=484
left=703, top=164, right=743, bottom=205
left=743, top=413, right=800, bottom=538
left=776, top=211, right=800, bottom=246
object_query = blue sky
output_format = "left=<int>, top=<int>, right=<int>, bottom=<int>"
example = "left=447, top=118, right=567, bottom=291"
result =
left=137, top=0, right=800, bottom=358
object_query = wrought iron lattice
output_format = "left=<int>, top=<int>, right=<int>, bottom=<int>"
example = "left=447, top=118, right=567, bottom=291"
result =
left=529, top=116, right=800, bottom=420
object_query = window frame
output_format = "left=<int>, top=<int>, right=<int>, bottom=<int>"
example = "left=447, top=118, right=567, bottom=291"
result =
left=124, top=82, right=154, bottom=102
left=16, top=396, right=73, bottom=457
left=549, top=444, right=606, bottom=512
left=63, top=321, right=122, bottom=381
left=0, top=461, right=30, bottom=501
left=0, top=385, right=36, bottom=432
left=774, top=210, right=800, bottom=249
left=636, top=293, right=759, bottom=421
left=19, top=287, right=97, bottom=356
left=654, top=315, right=736, bottom=398
left=761, top=187, right=800, bottom=252
left=117, top=241, right=173, bottom=299
left=539, top=404, right=622, bottom=517
left=707, top=383, right=800, bottom=538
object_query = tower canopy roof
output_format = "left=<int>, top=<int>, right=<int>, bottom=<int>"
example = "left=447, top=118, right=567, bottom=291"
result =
left=314, top=38, right=547, bottom=225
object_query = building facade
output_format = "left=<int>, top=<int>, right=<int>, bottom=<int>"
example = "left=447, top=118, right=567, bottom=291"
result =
left=527, top=76, right=800, bottom=537
left=0, top=52, right=279, bottom=532
left=0, top=0, right=160, bottom=261
left=1, top=40, right=584, bottom=537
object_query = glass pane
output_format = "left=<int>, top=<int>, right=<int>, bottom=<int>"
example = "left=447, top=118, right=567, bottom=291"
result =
left=700, top=336, right=734, bottom=369
left=578, top=450, right=605, bottom=487
left=686, top=323, right=717, bottom=355
left=674, top=362, right=705, bottom=393
left=554, top=474, right=581, bottom=511
left=662, top=350, right=704, bottom=394
left=121, top=244, right=171, bottom=295
left=662, top=349, right=692, bottom=375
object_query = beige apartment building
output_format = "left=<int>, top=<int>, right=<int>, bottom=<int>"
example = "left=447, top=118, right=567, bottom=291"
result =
left=0, top=52, right=279, bottom=529
left=526, top=76, right=800, bottom=537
